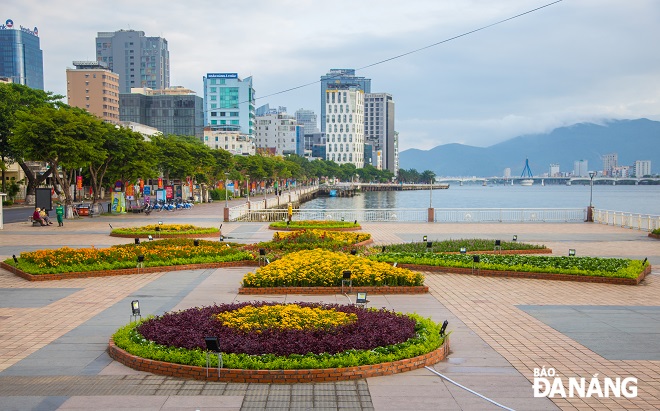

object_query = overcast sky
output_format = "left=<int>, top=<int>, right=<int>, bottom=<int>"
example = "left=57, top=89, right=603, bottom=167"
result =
left=6, top=0, right=660, bottom=151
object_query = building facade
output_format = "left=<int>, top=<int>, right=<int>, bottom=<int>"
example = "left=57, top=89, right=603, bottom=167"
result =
left=202, top=127, right=255, bottom=155
left=203, top=73, right=255, bottom=137
left=96, top=29, right=169, bottom=93
left=549, top=163, right=560, bottom=177
left=255, top=108, right=300, bottom=155
left=573, top=160, right=588, bottom=177
left=66, top=61, right=120, bottom=124
left=295, top=108, right=319, bottom=135
left=325, top=87, right=364, bottom=168
left=602, top=153, right=617, bottom=176
left=119, top=86, right=203, bottom=139
left=0, top=19, right=43, bottom=89
left=320, top=69, right=370, bottom=133
left=364, top=93, right=396, bottom=175
left=634, top=160, right=651, bottom=177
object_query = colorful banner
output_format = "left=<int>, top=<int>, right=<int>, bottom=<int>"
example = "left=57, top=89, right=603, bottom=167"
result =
left=76, top=175, right=83, bottom=190
left=165, top=185, right=174, bottom=199
left=158, top=177, right=163, bottom=189
left=110, top=191, right=126, bottom=214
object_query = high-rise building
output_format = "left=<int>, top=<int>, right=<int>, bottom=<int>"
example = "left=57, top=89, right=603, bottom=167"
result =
left=66, top=61, right=120, bottom=124
left=573, top=160, right=588, bottom=177
left=0, top=19, right=43, bottom=89
left=255, top=108, right=301, bottom=155
left=325, top=86, right=364, bottom=168
left=320, top=69, right=370, bottom=133
left=365, top=93, right=396, bottom=175
left=119, top=86, right=204, bottom=139
left=549, top=163, right=560, bottom=177
left=634, top=160, right=651, bottom=177
left=295, top=108, right=319, bottom=135
left=203, top=73, right=255, bottom=137
left=96, top=29, right=169, bottom=93
left=602, top=153, right=617, bottom=176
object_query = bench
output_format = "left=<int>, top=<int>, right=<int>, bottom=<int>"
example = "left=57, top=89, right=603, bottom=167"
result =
left=28, top=216, right=42, bottom=226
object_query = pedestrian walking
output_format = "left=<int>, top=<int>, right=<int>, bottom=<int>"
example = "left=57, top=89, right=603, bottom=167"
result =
left=56, top=203, right=64, bottom=227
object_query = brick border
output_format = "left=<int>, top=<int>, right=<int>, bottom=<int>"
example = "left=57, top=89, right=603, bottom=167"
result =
left=398, top=263, right=652, bottom=286
left=110, top=232, right=220, bottom=239
left=443, top=248, right=553, bottom=255
left=107, top=337, right=450, bottom=383
left=0, top=260, right=258, bottom=282
left=239, top=285, right=429, bottom=295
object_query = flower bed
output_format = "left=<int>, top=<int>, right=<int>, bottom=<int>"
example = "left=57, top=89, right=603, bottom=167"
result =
left=372, top=238, right=548, bottom=254
left=111, top=302, right=446, bottom=376
left=269, top=220, right=361, bottom=231
left=369, top=252, right=649, bottom=282
left=4, top=239, right=252, bottom=275
left=242, top=229, right=372, bottom=259
left=110, top=224, right=220, bottom=238
left=242, top=249, right=424, bottom=288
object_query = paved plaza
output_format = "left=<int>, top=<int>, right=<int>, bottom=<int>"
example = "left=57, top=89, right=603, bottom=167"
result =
left=0, top=202, right=659, bottom=410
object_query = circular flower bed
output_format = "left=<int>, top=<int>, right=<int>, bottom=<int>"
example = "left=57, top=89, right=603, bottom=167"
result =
left=110, top=224, right=219, bottom=238
left=113, top=302, right=444, bottom=370
left=242, top=249, right=424, bottom=288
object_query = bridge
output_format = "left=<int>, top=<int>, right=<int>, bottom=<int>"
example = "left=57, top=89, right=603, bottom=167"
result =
left=436, top=176, right=660, bottom=185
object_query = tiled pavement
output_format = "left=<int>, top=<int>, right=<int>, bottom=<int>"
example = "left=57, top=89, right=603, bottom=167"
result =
left=0, top=202, right=659, bottom=410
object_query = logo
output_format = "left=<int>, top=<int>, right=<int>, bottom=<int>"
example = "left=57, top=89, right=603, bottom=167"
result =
left=207, top=73, right=238, bottom=79
left=6, top=19, right=13, bottom=28
left=533, top=367, right=637, bottom=399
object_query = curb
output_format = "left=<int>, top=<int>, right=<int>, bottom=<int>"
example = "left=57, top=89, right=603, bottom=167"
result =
left=110, top=232, right=220, bottom=239
left=268, top=226, right=362, bottom=231
left=238, top=285, right=429, bottom=295
left=400, top=263, right=651, bottom=286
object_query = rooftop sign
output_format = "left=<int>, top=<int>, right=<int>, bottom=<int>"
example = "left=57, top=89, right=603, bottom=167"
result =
left=207, top=73, right=238, bottom=79
left=0, top=19, right=39, bottom=37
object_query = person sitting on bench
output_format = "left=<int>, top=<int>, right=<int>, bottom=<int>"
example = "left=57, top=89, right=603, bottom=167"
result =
left=40, top=208, right=54, bottom=225
left=32, top=208, right=47, bottom=226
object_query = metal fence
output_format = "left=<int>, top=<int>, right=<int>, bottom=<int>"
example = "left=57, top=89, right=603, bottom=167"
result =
left=434, top=208, right=586, bottom=223
left=593, top=209, right=660, bottom=232
left=229, top=207, right=587, bottom=223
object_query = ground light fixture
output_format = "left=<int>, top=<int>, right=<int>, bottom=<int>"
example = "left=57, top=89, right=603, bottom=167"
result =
left=356, top=292, right=369, bottom=308
left=204, top=336, right=223, bottom=377
left=350, top=249, right=357, bottom=255
left=342, top=270, right=352, bottom=292
left=12, top=254, right=18, bottom=264
left=148, top=235, right=153, bottom=241
left=569, top=249, right=576, bottom=256
left=512, top=235, right=517, bottom=242
left=381, top=246, right=386, bottom=253
left=459, top=247, right=467, bottom=254
left=134, top=238, right=140, bottom=245
left=137, top=255, right=145, bottom=271
left=130, top=300, right=141, bottom=322
left=423, top=235, right=428, bottom=242
left=494, top=239, right=502, bottom=253
left=194, top=240, right=199, bottom=246
left=643, top=258, right=648, bottom=265
left=472, top=255, right=480, bottom=275
left=440, top=320, right=449, bottom=337
left=108, top=223, right=113, bottom=230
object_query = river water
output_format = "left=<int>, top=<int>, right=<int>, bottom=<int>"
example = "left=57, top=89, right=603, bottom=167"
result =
left=300, top=184, right=660, bottom=216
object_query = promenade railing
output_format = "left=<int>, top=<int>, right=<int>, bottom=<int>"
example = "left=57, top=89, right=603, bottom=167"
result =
left=593, top=209, right=660, bottom=232
left=228, top=207, right=586, bottom=223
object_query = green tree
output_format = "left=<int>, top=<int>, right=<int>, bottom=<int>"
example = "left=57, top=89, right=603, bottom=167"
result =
left=0, top=83, right=61, bottom=199
left=12, top=105, right=106, bottom=209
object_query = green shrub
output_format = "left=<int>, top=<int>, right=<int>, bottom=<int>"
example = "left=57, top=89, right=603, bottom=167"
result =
left=652, top=228, right=660, bottom=236
left=270, top=220, right=360, bottom=230
left=372, top=238, right=545, bottom=254
left=369, top=252, right=647, bottom=279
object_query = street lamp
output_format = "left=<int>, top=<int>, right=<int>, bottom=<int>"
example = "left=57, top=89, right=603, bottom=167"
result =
left=224, top=172, right=230, bottom=208
left=246, top=175, right=250, bottom=203
left=588, top=171, right=596, bottom=208
left=429, top=177, right=433, bottom=208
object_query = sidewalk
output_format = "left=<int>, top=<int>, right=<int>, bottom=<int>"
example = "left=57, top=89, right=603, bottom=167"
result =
left=0, top=206, right=658, bottom=410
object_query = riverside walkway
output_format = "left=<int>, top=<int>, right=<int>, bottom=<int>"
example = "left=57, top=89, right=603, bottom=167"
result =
left=0, top=201, right=658, bottom=410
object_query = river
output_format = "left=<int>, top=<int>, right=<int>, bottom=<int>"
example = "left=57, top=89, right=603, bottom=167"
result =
left=300, top=184, right=660, bottom=216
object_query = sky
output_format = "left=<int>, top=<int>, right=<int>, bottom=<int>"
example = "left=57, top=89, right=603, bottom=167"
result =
left=5, top=0, right=660, bottom=151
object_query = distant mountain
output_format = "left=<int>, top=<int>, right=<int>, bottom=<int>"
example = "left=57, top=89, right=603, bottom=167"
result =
left=399, top=119, right=660, bottom=177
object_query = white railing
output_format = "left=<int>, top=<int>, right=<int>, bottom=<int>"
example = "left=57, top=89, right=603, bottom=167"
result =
left=593, top=209, right=660, bottom=232
left=228, top=207, right=587, bottom=223
left=435, top=208, right=586, bottom=223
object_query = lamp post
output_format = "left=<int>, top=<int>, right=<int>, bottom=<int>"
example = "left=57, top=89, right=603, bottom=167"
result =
left=246, top=175, right=250, bottom=203
left=429, top=177, right=433, bottom=208
left=588, top=171, right=596, bottom=222
left=224, top=172, right=230, bottom=208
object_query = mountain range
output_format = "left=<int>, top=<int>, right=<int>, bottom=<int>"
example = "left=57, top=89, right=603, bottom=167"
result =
left=399, top=118, right=659, bottom=177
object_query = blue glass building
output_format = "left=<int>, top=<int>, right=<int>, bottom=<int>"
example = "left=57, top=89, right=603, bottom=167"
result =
left=0, top=19, right=44, bottom=90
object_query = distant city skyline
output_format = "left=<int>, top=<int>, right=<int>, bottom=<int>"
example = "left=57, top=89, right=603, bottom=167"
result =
left=4, top=1, right=660, bottom=151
